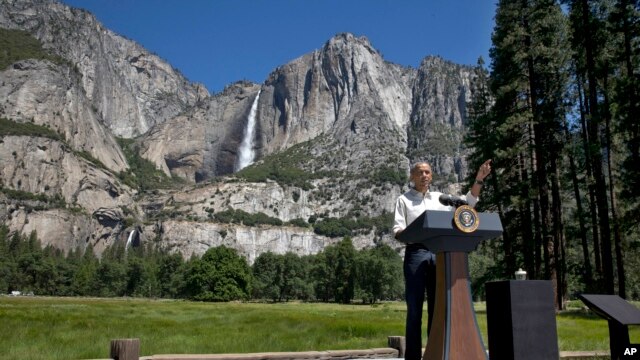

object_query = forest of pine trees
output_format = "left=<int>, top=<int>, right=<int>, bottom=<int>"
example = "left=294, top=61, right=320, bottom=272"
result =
left=0, top=227, right=404, bottom=304
left=466, top=0, right=640, bottom=308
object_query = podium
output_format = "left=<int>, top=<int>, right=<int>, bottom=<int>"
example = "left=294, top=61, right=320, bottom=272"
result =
left=398, top=210, right=503, bottom=360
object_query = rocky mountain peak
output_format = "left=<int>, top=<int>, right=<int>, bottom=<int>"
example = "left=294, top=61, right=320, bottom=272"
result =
left=1, top=2, right=483, bottom=262
left=323, top=33, right=378, bottom=54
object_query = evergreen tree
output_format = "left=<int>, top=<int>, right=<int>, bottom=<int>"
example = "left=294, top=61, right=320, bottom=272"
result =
left=476, top=0, right=571, bottom=307
left=157, top=251, right=186, bottom=298
left=355, top=244, right=403, bottom=303
left=280, top=252, right=312, bottom=301
left=252, top=252, right=283, bottom=301
left=311, top=251, right=334, bottom=302
left=71, top=245, right=98, bottom=296
left=0, top=226, right=9, bottom=293
left=564, top=0, right=635, bottom=296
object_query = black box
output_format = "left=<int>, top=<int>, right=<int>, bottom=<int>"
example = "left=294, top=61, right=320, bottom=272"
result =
left=485, top=280, right=559, bottom=360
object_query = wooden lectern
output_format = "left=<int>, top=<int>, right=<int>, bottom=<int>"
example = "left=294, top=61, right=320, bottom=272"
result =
left=398, top=210, right=503, bottom=360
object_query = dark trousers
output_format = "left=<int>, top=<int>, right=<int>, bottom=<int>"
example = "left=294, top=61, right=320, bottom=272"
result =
left=403, top=245, right=436, bottom=360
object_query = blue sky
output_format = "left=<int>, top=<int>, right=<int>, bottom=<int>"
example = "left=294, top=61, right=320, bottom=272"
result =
left=61, top=0, right=497, bottom=93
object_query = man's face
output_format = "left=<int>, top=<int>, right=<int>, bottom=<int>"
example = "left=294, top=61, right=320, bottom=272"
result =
left=411, top=163, right=432, bottom=192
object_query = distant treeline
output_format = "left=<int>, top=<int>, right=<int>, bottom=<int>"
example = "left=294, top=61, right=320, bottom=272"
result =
left=0, top=226, right=403, bottom=304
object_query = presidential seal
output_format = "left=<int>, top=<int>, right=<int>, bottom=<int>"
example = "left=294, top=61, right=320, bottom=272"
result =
left=454, top=205, right=480, bottom=233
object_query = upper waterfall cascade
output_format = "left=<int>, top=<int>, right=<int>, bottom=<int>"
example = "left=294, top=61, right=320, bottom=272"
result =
left=236, top=91, right=261, bottom=171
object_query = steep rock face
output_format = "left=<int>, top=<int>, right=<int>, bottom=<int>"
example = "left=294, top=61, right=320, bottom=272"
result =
left=0, top=134, right=137, bottom=255
left=408, top=56, right=476, bottom=185
left=0, top=0, right=208, bottom=137
left=145, top=180, right=400, bottom=224
left=139, top=82, right=261, bottom=181
left=257, top=33, right=415, bottom=173
left=146, top=219, right=395, bottom=265
left=260, top=34, right=414, bottom=148
left=136, top=33, right=419, bottom=182
left=5, top=208, right=110, bottom=253
left=0, top=59, right=128, bottom=172
left=132, top=179, right=401, bottom=263
left=4, top=205, right=136, bottom=255
left=0, top=136, right=134, bottom=213
left=157, top=220, right=341, bottom=264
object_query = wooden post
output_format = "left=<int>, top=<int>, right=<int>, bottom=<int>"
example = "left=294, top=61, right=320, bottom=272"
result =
left=110, top=338, right=139, bottom=360
left=388, top=336, right=406, bottom=358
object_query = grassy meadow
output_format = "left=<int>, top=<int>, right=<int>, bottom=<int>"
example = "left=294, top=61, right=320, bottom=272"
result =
left=0, top=296, right=638, bottom=359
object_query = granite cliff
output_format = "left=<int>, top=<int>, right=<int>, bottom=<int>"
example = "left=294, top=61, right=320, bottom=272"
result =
left=0, top=0, right=480, bottom=262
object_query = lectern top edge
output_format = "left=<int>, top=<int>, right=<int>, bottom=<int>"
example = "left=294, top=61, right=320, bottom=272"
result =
left=396, top=209, right=503, bottom=252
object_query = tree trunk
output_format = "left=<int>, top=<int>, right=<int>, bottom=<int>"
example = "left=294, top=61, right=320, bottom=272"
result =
left=580, top=0, right=614, bottom=294
left=577, top=76, right=602, bottom=277
left=523, top=6, right=557, bottom=304
left=519, top=154, right=535, bottom=277
left=603, top=70, right=626, bottom=298
left=550, top=155, right=566, bottom=309
left=564, top=119, right=593, bottom=286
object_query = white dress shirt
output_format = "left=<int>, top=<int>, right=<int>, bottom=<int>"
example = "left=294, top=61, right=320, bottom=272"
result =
left=393, top=189, right=478, bottom=235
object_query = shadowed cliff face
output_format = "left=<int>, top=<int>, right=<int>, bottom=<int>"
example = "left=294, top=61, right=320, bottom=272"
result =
left=256, top=34, right=414, bottom=172
left=137, top=81, right=261, bottom=180
left=408, top=56, right=475, bottom=186
left=0, top=1, right=479, bottom=260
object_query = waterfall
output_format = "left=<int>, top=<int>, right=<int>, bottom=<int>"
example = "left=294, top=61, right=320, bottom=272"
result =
left=125, top=230, right=135, bottom=251
left=235, top=91, right=261, bottom=171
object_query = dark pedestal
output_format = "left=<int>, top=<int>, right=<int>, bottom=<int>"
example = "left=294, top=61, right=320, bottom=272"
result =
left=485, top=280, right=559, bottom=360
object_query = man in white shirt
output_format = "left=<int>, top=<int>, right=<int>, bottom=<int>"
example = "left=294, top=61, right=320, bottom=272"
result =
left=393, top=160, right=491, bottom=360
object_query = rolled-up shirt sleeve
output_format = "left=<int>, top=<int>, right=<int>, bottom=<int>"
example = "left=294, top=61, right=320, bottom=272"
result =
left=464, top=191, right=478, bottom=208
left=393, top=198, right=407, bottom=235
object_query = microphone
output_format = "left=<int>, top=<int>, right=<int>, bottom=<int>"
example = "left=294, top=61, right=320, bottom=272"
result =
left=439, top=194, right=468, bottom=207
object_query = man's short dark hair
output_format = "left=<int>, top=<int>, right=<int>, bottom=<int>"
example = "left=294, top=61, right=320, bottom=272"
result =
left=409, top=161, right=431, bottom=175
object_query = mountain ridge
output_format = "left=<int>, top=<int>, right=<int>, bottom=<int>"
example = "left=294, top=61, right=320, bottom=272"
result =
left=0, top=0, right=481, bottom=261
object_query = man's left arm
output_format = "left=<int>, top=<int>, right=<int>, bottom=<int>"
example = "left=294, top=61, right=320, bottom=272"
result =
left=470, top=159, right=492, bottom=198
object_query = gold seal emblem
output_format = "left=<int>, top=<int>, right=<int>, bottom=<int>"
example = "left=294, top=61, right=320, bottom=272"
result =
left=454, top=205, right=480, bottom=233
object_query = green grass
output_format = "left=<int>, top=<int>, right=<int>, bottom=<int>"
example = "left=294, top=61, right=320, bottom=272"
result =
left=0, top=297, right=638, bottom=360
left=0, top=297, right=405, bottom=359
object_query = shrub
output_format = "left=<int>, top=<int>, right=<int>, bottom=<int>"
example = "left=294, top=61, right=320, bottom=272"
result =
left=312, top=212, right=393, bottom=238
left=235, top=141, right=320, bottom=190
left=372, top=166, right=407, bottom=186
left=213, top=209, right=282, bottom=227
left=0, top=28, right=66, bottom=70
left=286, top=218, right=309, bottom=228
left=0, top=118, right=64, bottom=141
left=115, top=137, right=185, bottom=190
